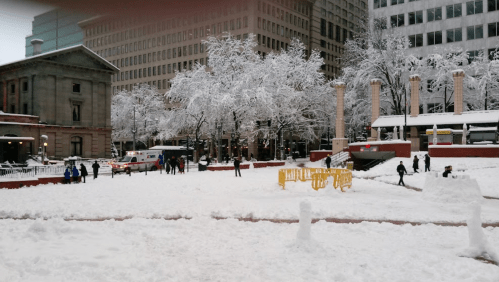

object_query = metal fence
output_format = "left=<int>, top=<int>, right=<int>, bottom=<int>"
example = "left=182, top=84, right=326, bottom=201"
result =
left=0, top=165, right=66, bottom=179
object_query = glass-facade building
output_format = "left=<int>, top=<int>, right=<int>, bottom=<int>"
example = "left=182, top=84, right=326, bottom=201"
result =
left=25, top=9, right=92, bottom=57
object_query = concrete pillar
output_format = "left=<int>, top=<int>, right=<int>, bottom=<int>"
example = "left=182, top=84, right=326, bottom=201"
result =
left=2, top=81, right=6, bottom=112
left=105, top=82, right=112, bottom=128
left=333, top=82, right=348, bottom=155
left=55, top=76, right=64, bottom=125
left=370, top=79, right=382, bottom=139
left=452, top=69, right=465, bottom=115
left=92, top=81, right=99, bottom=126
left=14, top=78, right=20, bottom=114
left=409, top=74, right=421, bottom=117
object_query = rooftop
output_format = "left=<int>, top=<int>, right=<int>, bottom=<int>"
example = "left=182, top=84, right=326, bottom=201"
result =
left=372, top=110, right=499, bottom=128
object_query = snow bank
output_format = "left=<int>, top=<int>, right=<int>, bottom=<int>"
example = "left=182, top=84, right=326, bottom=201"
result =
left=297, top=200, right=312, bottom=240
left=422, top=172, right=483, bottom=204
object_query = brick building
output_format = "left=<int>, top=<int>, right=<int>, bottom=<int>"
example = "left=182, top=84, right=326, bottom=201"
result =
left=0, top=42, right=119, bottom=162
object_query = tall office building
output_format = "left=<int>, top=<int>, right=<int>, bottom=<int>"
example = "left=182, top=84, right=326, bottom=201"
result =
left=370, top=0, right=499, bottom=59
left=79, top=0, right=367, bottom=94
left=25, top=9, right=92, bottom=57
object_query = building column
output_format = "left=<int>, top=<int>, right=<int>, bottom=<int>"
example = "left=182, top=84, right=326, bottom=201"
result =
left=105, top=82, right=112, bottom=128
left=55, top=76, right=64, bottom=125
left=92, top=81, right=99, bottom=127
left=370, top=79, right=381, bottom=140
left=452, top=69, right=465, bottom=115
left=2, top=81, right=6, bottom=112
left=333, top=82, right=348, bottom=155
left=409, top=74, right=421, bottom=117
left=92, top=132, right=99, bottom=158
left=14, top=78, right=20, bottom=114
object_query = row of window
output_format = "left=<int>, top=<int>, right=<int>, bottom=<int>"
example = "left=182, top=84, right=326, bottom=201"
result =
left=258, top=1, right=310, bottom=29
left=389, top=1, right=497, bottom=28
left=114, top=79, right=171, bottom=93
left=257, top=18, right=309, bottom=43
left=86, top=16, right=249, bottom=52
left=408, top=22, right=499, bottom=47
left=375, top=0, right=499, bottom=12
left=86, top=2, right=251, bottom=38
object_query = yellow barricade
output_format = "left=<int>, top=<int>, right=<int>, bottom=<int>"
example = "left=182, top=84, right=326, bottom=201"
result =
left=278, top=168, right=352, bottom=192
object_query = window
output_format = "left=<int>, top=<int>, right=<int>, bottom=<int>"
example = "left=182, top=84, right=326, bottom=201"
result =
left=446, top=4, right=462, bottom=18
left=72, top=104, right=80, bottom=122
left=10, top=84, right=15, bottom=94
left=390, top=14, right=404, bottom=27
left=467, top=1, right=483, bottom=14
left=72, top=83, right=81, bottom=93
left=447, top=28, right=462, bottom=42
left=467, top=25, right=483, bottom=40
left=488, top=0, right=499, bottom=11
left=22, top=82, right=28, bottom=92
left=391, top=0, right=404, bottom=5
left=427, top=31, right=443, bottom=45
left=373, top=0, right=387, bottom=9
left=23, top=103, right=28, bottom=114
left=489, top=22, right=499, bottom=37
left=71, top=137, right=82, bottom=156
left=427, top=7, right=442, bottom=22
left=408, top=12, right=422, bottom=26
left=409, top=34, right=423, bottom=47
left=321, top=19, right=327, bottom=36
left=10, top=105, right=15, bottom=113
left=467, top=50, right=482, bottom=63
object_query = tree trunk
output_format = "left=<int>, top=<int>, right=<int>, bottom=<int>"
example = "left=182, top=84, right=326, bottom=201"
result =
left=485, top=87, right=488, bottom=110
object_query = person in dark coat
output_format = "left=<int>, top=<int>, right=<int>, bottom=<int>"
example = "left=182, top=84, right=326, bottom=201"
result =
left=225, top=154, right=230, bottom=164
left=166, top=158, right=171, bottom=174
left=397, top=161, right=407, bottom=186
left=234, top=156, right=241, bottom=177
left=80, top=164, right=88, bottom=183
left=170, top=156, right=177, bottom=175
left=325, top=155, right=332, bottom=169
left=206, top=155, right=211, bottom=166
left=443, top=166, right=453, bottom=178
left=72, top=166, right=80, bottom=183
left=424, top=154, right=431, bottom=172
left=64, top=168, right=71, bottom=184
left=412, top=155, right=419, bottom=173
left=92, top=161, right=100, bottom=179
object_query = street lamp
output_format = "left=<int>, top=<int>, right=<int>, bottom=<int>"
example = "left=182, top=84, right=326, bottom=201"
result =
left=132, top=106, right=137, bottom=150
left=40, top=135, right=48, bottom=165
left=215, top=119, right=223, bottom=163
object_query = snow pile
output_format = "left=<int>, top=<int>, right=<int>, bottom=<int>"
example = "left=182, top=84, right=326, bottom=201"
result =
left=422, top=172, right=483, bottom=204
left=297, top=200, right=312, bottom=241
left=459, top=201, right=499, bottom=263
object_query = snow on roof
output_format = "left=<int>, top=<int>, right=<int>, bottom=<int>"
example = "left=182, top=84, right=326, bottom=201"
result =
left=469, top=127, right=498, bottom=132
left=348, top=140, right=411, bottom=146
left=0, top=45, right=119, bottom=72
left=452, top=69, right=465, bottom=74
left=0, top=136, right=35, bottom=141
left=148, top=146, right=193, bottom=151
left=372, top=110, right=499, bottom=128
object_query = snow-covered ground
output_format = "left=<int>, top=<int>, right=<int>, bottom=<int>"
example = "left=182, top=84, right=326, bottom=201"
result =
left=1, top=218, right=498, bottom=281
left=1, top=158, right=498, bottom=281
left=353, top=152, right=499, bottom=198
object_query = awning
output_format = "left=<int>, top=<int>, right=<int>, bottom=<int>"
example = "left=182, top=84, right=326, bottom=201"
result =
left=0, top=136, right=35, bottom=142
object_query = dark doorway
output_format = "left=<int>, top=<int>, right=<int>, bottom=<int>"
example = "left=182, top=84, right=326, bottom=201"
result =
left=71, top=136, right=82, bottom=156
left=1, top=141, right=19, bottom=163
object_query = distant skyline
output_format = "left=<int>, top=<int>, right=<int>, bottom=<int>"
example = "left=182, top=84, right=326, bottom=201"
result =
left=0, top=0, right=53, bottom=65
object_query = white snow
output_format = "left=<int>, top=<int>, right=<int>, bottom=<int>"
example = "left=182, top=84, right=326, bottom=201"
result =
left=422, top=172, right=483, bottom=204
left=297, top=200, right=312, bottom=240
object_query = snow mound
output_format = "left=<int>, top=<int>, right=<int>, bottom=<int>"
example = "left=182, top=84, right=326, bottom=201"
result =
left=422, top=172, right=483, bottom=204
left=297, top=200, right=312, bottom=241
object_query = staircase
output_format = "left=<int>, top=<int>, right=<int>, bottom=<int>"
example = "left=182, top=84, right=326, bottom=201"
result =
left=322, top=151, right=350, bottom=167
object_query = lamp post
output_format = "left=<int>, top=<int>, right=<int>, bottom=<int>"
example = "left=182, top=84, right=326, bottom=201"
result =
left=40, top=135, right=48, bottom=165
left=404, top=88, right=407, bottom=141
left=132, top=106, right=137, bottom=151
left=186, top=135, right=190, bottom=173
left=216, top=119, right=223, bottom=164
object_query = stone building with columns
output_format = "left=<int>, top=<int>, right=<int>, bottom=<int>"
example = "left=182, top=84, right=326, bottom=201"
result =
left=0, top=41, right=119, bottom=162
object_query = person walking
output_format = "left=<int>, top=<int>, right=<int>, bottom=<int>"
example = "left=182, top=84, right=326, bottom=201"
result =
left=166, top=158, right=171, bottom=174
left=170, top=156, right=177, bottom=175
left=424, top=154, right=431, bottom=172
left=325, top=155, right=332, bottom=170
left=72, top=165, right=80, bottom=183
left=92, top=161, right=100, bottom=179
left=412, top=155, right=419, bottom=173
left=397, top=161, right=407, bottom=186
left=80, top=163, right=88, bottom=183
left=234, top=156, right=241, bottom=177
left=64, top=167, right=71, bottom=184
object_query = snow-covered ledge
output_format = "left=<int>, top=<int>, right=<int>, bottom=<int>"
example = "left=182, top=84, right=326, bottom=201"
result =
left=349, top=140, right=411, bottom=146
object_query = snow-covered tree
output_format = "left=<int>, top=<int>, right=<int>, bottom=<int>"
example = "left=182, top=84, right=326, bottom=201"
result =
left=112, top=84, right=166, bottom=148
left=338, top=20, right=417, bottom=130
left=468, top=48, right=499, bottom=110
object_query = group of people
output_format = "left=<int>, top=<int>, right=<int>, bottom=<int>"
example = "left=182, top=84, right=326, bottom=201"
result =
left=397, top=154, right=453, bottom=186
left=64, top=161, right=100, bottom=184
left=164, top=156, right=185, bottom=175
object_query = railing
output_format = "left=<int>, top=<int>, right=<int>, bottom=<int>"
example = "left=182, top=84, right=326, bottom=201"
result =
left=0, top=165, right=66, bottom=179
left=278, top=168, right=352, bottom=192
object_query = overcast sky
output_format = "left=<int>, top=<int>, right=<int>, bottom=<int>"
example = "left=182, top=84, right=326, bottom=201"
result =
left=0, top=0, right=53, bottom=65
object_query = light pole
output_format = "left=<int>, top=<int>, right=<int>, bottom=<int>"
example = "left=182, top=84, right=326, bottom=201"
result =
left=132, top=106, right=137, bottom=150
left=40, top=135, right=48, bottom=165
left=404, top=88, right=407, bottom=141
left=216, top=119, right=223, bottom=164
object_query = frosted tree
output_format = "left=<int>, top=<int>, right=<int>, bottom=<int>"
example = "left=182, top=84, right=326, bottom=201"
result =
left=255, top=39, right=332, bottom=159
left=112, top=84, right=166, bottom=148
left=163, top=64, right=215, bottom=162
left=338, top=20, right=418, bottom=129
left=204, top=33, right=263, bottom=157
left=467, top=47, right=499, bottom=110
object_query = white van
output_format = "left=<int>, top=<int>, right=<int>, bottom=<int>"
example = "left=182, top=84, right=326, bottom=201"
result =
left=112, top=150, right=162, bottom=173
